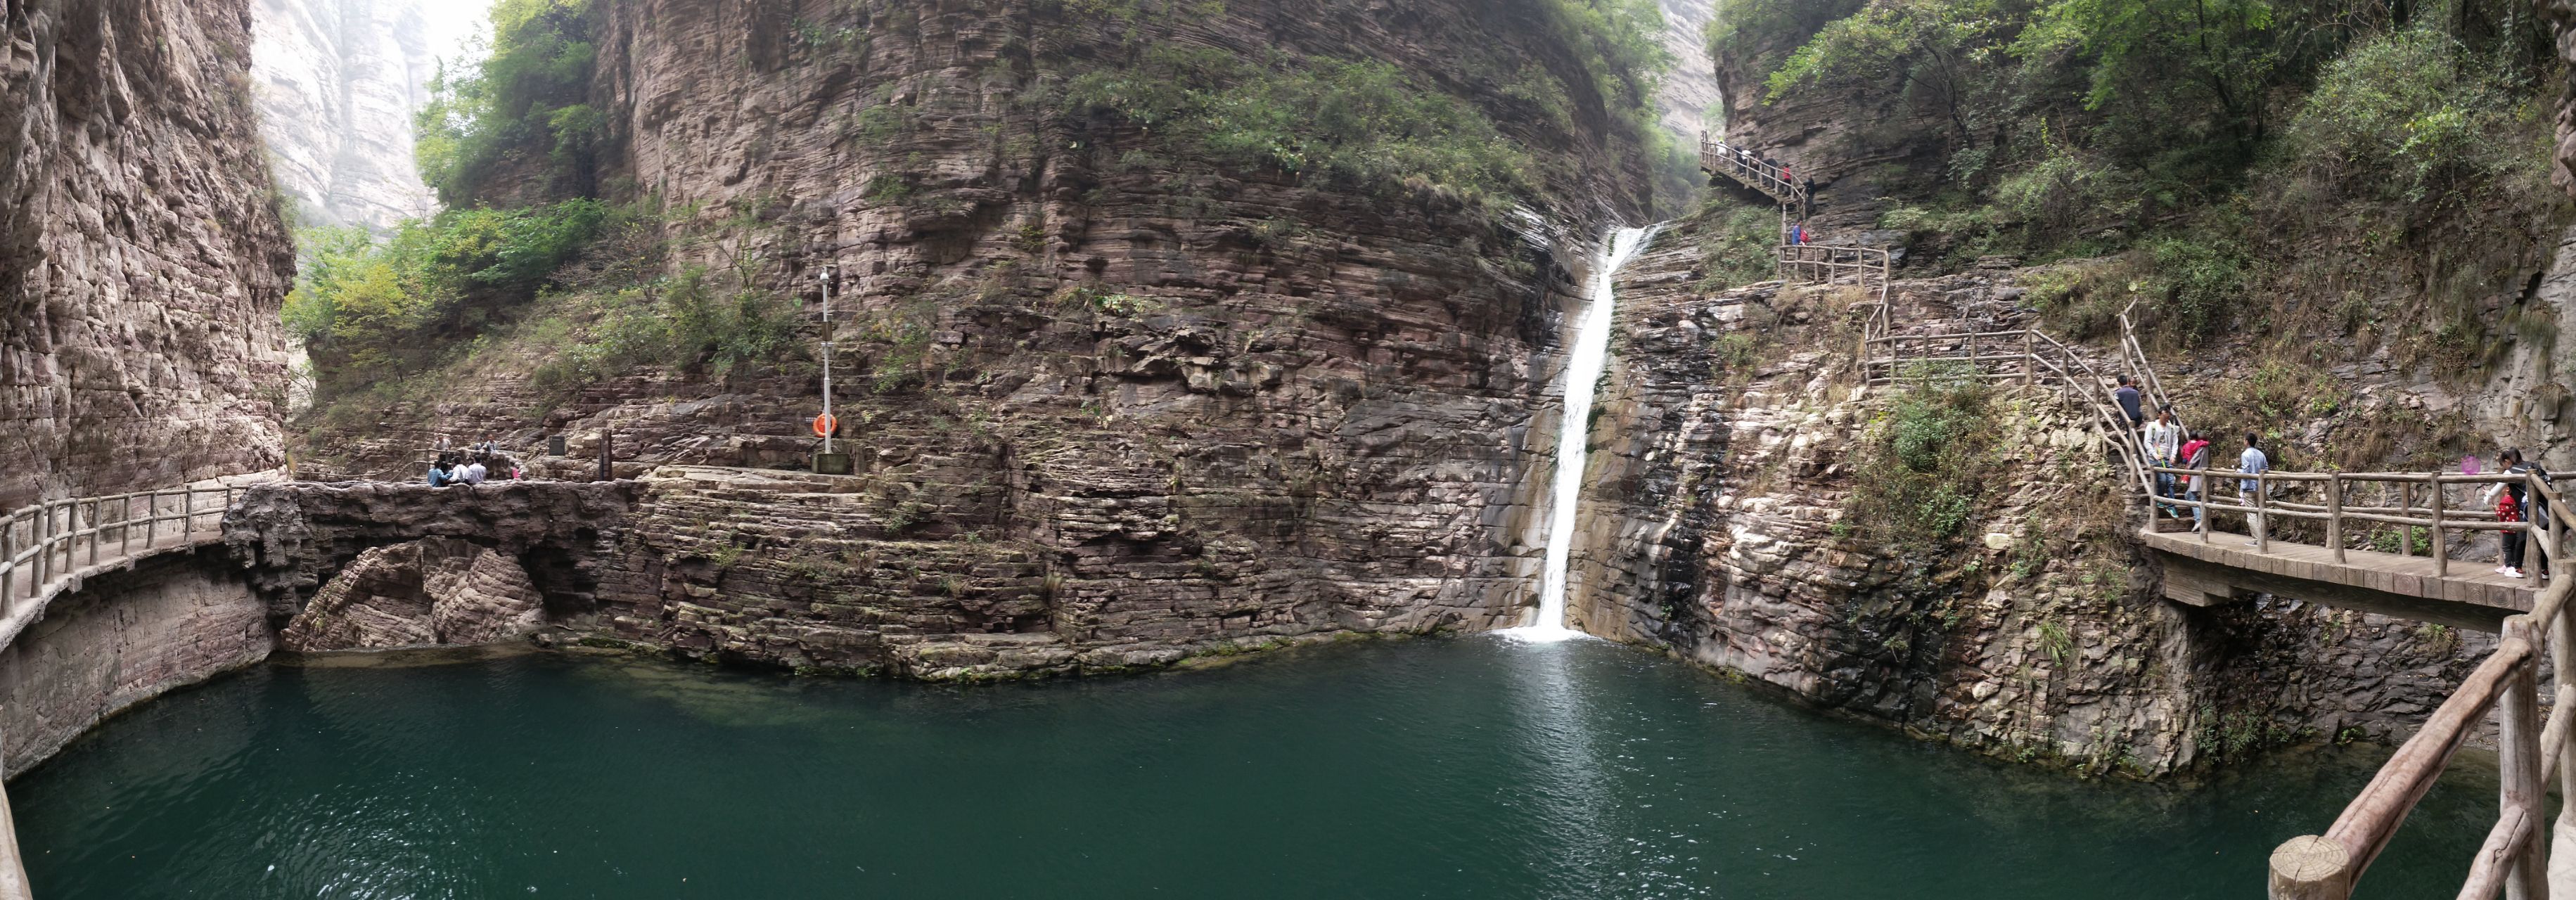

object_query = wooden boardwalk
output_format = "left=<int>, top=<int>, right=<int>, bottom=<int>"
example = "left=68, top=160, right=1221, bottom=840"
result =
left=2146, top=527, right=2535, bottom=630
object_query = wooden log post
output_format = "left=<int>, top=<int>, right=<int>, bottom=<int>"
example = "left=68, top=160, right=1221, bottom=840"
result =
left=2022, top=330, right=2034, bottom=387
left=181, top=490, right=193, bottom=539
left=34, top=505, right=49, bottom=591
left=2501, top=616, right=2549, bottom=899
left=2268, top=835, right=2352, bottom=899
left=2551, top=610, right=2576, bottom=844
left=85, top=499, right=97, bottom=567
left=144, top=491, right=157, bottom=548
left=2399, top=482, right=2414, bottom=557
left=2328, top=475, right=2345, bottom=563
left=2432, top=475, right=2449, bottom=578
left=1, top=524, right=12, bottom=610
left=2255, top=473, right=2271, bottom=553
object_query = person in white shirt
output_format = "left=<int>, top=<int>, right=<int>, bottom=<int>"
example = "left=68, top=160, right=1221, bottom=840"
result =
left=462, top=458, right=488, bottom=485
left=2238, top=433, right=2270, bottom=546
left=2143, top=406, right=2181, bottom=514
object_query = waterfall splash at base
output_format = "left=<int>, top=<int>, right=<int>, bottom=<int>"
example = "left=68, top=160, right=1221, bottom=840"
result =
left=1504, top=224, right=1656, bottom=643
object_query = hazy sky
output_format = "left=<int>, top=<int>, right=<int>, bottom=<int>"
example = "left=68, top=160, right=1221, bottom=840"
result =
left=420, top=0, right=497, bottom=75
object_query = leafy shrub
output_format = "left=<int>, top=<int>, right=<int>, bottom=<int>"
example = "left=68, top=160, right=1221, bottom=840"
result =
left=527, top=266, right=805, bottom=397
left=1852, top=369, right=1995, bottom=546
left=1056, top=46, right=1542, bottom=207
left=414, top=0, right=601, bottom=205
left=284, top=199, right=613, bottom=387
left=2141, top=231, right=2248, bottom=344
left=1695, top=199, right=1784, bottom=290
left=2278, top=29, right=2528, bottom=205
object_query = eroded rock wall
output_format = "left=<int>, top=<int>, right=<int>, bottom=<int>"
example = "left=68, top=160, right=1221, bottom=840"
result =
left=302, top=0, right=1689, bottom=664
left=251, top=0, right=437, bottom=231
left=1564, top=216, right=2489, bottom=775
left=0, top=0, right=297, bottom=509
left=280, top=536, right=546, bottom=650
left=0, top=550, right=271, bottom=776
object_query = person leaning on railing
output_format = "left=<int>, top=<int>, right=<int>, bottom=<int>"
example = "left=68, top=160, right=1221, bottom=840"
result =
left=2238, top=434, right=2271, bottom=546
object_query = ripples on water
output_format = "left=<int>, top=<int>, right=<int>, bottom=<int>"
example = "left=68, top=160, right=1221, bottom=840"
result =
left=13, top=636, right=2491, bottom=898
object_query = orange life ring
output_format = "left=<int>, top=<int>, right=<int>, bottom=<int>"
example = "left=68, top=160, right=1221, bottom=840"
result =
left=812, top=413, right=837, bottom=437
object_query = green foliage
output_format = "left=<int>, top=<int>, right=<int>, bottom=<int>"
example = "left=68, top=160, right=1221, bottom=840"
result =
left=1056, top=46, right=1540, bottom=207
left=1852, top=368, right=1996, bottom=546
left=2140, top=229, right=2249, bottom=343
left=414, top=0, right=601, bottom=205
left=1694, top=198, right=1784, bottom=291
left=2277, top=28, right=2538, bottom=205
left=284, top=199, right=612, bottom=385
left=529, top=266, right=805, bottom=396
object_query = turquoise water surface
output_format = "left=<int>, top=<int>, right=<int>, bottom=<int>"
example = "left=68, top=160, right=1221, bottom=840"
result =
left=11, top=636, right=2489, bottom=898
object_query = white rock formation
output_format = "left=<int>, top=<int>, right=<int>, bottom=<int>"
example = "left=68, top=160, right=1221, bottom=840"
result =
left=252, top=0, right=439, bottom=232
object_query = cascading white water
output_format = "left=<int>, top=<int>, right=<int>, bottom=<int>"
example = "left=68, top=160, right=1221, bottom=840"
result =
left=1506, top=226, right=1656, bottom=642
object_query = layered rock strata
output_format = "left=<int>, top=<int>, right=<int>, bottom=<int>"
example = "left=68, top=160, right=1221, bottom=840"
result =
left=304, top=0, right=1681, bottom=660
left=0, top=0, right=297, bottom=509
left=1563, top=216, right=2490, bottom=774
left=281, top=536, right=545, bottom=650
left=0, top=550, right=271, bottom=776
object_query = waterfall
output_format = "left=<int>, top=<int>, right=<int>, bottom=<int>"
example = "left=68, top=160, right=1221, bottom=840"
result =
left=1508, top=225, right=1656, bottom=641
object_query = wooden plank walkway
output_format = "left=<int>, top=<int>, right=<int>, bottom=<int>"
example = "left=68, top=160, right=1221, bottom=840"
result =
left=2143, top=527, right=2536, bottom=630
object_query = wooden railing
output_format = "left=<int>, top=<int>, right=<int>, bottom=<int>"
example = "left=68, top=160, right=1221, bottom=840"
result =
left=0, top=485, right=241, bottom=617
left=1699, top=136, right=1807, bottom=207
left=2266, top=475, right=2573, bottom=899
left=1852, top=321, right=2161, bottom=501
left=2149, top=468, right=2551, bottom=575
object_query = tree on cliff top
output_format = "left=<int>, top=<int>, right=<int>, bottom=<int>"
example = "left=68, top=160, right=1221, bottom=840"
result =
left=415, top=0, right=602, bottom=206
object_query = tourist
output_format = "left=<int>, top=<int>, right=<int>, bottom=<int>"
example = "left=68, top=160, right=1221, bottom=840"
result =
left=2514, top=451, right=2552, bottom=579
left=2113, top=375, right=2145, bottom=430
left=2179, top=431, right=2212, bottom=533
left=2144, top=406, right=2182, bottom=513
left=426, top=458, right=450, bottom=487
left=2239, top=433, right=2270, bottom=546
left=2489, top=449, right=2528, bottom=579
left=461, top=456, right=489, bottom=486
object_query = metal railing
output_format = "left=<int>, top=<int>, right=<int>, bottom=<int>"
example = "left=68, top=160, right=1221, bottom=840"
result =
left=0, top=485, right=241, bottom=617
left=1699, top=136, right=1807, bottom=207
left=2267, top=475, right=2573, bottom=899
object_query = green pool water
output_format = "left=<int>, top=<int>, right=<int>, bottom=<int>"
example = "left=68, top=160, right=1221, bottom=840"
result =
left=11, top=636, right=2490, bottom=898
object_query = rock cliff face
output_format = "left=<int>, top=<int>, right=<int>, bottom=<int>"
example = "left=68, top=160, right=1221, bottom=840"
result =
left=1558, top=216, right=2490, bottom=775
left=1653, top=0, right=1718, bottom=138
left=0, top=0, right=298, bottom=509
left=279, top=536, right=545, bottom=650
left=251, top=0, right=437, bottom=231
left=300, top=0, right=1678, bottom=667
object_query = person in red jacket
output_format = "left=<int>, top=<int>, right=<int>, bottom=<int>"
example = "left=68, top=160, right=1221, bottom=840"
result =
left=2177, top=432, right=2212, bottom=533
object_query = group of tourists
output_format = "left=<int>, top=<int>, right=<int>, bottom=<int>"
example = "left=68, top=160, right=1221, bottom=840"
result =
left=2108, top=375, right=2552, bottom=579
left=425, top=438, right=523, bottom=487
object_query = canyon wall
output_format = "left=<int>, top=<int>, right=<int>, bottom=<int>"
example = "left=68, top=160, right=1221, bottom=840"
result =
left=1559, top=215, right=2492, bottom=775
left=0, top=0, right=298, bottom=509
left=251, top=0, right=437, bottom=231
left=0, top=550, right=271, bottom=776
left=298, top=0, right=1674, bottom=668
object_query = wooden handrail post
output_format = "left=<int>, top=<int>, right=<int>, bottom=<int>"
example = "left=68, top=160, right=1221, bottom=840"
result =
left=2551, top=610, right=2576, bottom=842
left=2501, top=615, right=2548, bottom=899
left=2431, top=475, right=2449, bottom=578
left=2269, top=834, right=2352, bottom=899
left=182, top=489, right=193, bottom=538
left=2328, top=475, right=2345, bottom=563
left=2255, top=472, right=2271, bottom=553
left=34, top=504, right=49, bottom=591
left=2399, top=482, right=2414, bottom=557
left=2021, top=330, right=2034, bottom=387
left=86, top=499, right=97, bottom=566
